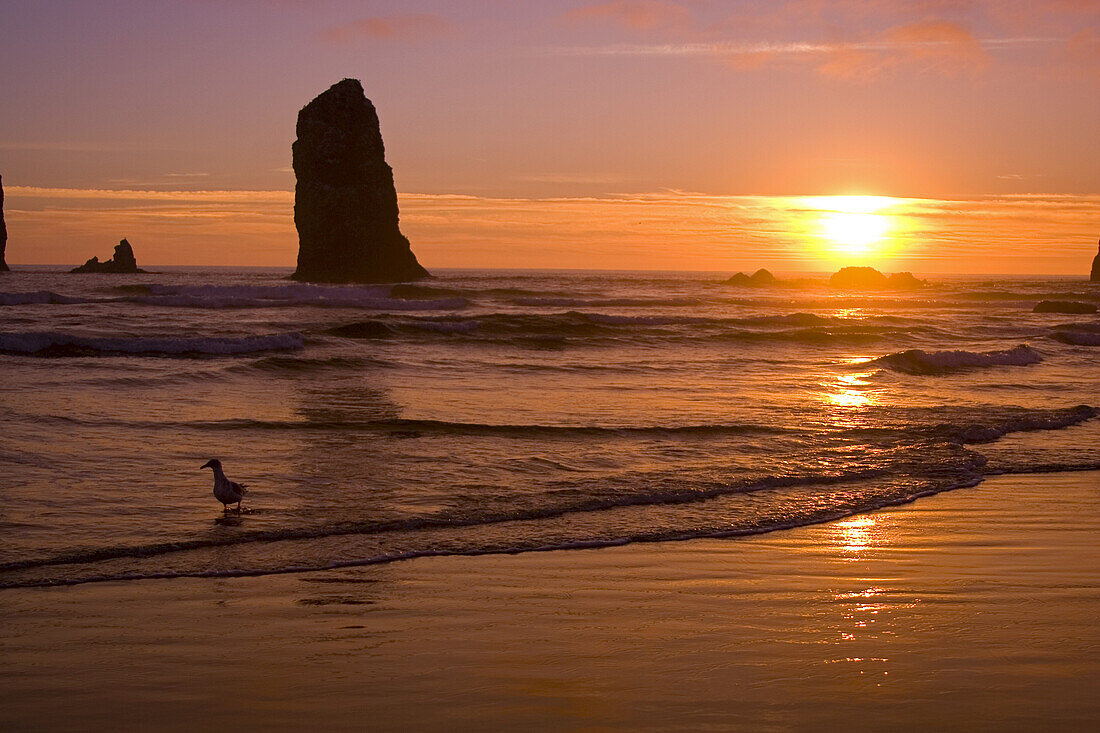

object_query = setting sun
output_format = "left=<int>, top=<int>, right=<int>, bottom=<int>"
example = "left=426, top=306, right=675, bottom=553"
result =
left=821, top=211, right=890, bottom=254
left=803, top=195, right=897, bottom=258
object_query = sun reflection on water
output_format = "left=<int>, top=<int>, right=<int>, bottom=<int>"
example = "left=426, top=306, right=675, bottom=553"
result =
left=833, top=514, right=879, bottom=554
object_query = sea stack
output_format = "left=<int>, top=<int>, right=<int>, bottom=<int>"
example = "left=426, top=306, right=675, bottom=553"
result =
left=1091, top=239, right=1100, bottom=282
left=292, top=79, right=428, bottom=283
left=70, top=239, right=146, bottom=273
left=0, top=173, right=8, bottom=272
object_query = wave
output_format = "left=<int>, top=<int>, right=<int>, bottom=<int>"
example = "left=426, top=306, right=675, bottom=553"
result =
left=42, top=414, right=788, bottom=438
left=0, top=465, right=953, bottom=580
left=244, top=355, right=382, bottom=373
left=0, top=482, right=974, bottom=589
left=509, top=296, right=703, bottom=307
left=323, top=321, right=395, bottom=339
left=1, top=403, right=1093, bottom=589
left=928, top=404, right=1095, bottom=444
left=0, top=331, right=304, bottom=357
left=1052, top=330, right=1100, bottom=346
left=866, top=344, right=1042, bottom=375
left=132, top=283, right=467, bottom=310
left=0, top=290, right=97, bottom=306
left=379, top=311, right=934, bottom=346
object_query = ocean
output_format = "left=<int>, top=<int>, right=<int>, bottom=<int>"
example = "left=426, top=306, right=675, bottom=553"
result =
left=1, top=267, right=1098, bottom=589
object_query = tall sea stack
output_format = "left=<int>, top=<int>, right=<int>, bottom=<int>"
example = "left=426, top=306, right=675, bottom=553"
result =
left=291, top=79, right=428, bottom=283
left=1, top=173, right=9, bottom=272
left=1091, top=239, right=1100, bottom=282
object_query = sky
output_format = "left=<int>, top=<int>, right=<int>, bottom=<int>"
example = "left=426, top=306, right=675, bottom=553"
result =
left=1, top=0, right=1098, bottom=273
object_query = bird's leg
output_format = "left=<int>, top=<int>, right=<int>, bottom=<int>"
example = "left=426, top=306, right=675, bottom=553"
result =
left=236, top=501, right=242, bottom=513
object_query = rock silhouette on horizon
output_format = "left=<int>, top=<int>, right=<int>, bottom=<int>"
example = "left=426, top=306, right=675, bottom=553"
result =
left=0, top=174, right=8, bottom=272
left=829, top=266, right=925, bottom=290
left=70, top=239, right=146, bottom=273
left=725, top=268, right=776, bottom=286
left=1091, top=239, right=1100, bottom=282
left=291, top=79, right=428, bottom=284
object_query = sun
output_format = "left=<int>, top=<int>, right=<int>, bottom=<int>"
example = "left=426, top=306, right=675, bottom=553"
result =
left=821, top=211, right=890, bottom=254
left=804, top=195, right=895, bottom=257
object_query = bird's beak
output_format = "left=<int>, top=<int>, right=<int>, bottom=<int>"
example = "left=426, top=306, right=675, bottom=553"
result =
left=201, top=460, right=214, bottom=469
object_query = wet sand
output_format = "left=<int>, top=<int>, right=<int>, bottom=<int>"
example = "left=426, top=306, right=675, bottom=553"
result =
left=3, top=471, right=1099, bottom=732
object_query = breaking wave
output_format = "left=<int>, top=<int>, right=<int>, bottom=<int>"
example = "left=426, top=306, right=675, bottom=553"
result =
left=866, top=344, right=1043, bottom=375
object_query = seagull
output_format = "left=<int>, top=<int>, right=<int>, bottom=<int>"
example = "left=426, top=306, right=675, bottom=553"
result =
left=201, top=459, right=248, bottom=513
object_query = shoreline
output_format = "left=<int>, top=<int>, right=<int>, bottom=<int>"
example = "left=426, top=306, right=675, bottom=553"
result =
left=3, top=470, right=1099, bottom=731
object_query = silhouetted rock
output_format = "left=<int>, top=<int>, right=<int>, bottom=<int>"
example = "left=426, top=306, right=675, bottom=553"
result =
left=725, top=268, right=777, bottom=286
left=70, top=239, right=146, bottom=273
left=1033, top=300, right=1097, bottom=314
left=829, top=266, right=925, bottom=290
left=0, top=174, right=8, bottom=272
left=292, top=79, right=428, bottom=284
left=749, top=268, right=776, bottom=285
left=725, top=272, right=752, bottom=285
left=829, top=266, right=889, bottom=289
left=1091, top=240, right=1100, bottom=282
left=886, top=272, right=926, bottom=289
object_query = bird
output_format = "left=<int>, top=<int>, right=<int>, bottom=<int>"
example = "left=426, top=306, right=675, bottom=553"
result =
left=201, top=459, right=248, bottom=512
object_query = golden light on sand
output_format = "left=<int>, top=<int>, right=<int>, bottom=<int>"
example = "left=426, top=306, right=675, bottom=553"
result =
left=804, top=195, right=896, bottom=258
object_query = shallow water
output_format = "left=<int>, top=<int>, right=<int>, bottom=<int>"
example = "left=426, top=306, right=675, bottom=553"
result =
left=1, top=267, right=1098, bottom=587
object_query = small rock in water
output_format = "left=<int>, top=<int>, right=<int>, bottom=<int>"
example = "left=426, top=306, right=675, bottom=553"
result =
left=830, top=266, right=925, bottom=290
left=725, top=268, right=777, bottom=286
left=70, top=239, right=146, bottom=273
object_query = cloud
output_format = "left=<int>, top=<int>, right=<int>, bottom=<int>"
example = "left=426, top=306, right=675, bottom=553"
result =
left=320, top=13, right=455, bottom=43
left=551, top=20, right=1047, bottom=79
left=561, top=1, right=691, bottom=31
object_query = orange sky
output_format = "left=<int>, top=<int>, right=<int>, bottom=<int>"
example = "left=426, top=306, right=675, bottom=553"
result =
left=7, top=186, right=1098, bottom=274
left=1, top=1, right=1097, bottom=273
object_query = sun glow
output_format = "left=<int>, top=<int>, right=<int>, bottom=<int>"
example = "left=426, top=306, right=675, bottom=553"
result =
left=805, top=195, right=896, bottom=257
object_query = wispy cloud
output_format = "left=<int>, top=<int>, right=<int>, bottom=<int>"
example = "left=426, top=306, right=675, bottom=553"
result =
left=320, top=13, right=455, bottom=43
left=549, top=22, right=1053, bottom=78
left=561, top=1, right=691, bottom=31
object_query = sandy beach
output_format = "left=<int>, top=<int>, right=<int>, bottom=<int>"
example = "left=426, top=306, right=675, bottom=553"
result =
left=3, top=470, right=1098, bottom=732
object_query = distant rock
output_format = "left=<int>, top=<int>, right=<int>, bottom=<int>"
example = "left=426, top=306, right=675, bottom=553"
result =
left=829, top=266, right=925, bottom=290
left=1091, top=240, right=1100, bottom=282
left=886, top=272, right=926, bottom=290
left=0, top=174, right=8, bottom=272
left=1033, top=300, right=1097, bottom=314
left=725, top=268, right=777, bottom=286
left=292, top=78, right=428, bottom=284
left=70, top=239, right=146, bottom=273
left=829, top=266, right=887, bottom=289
